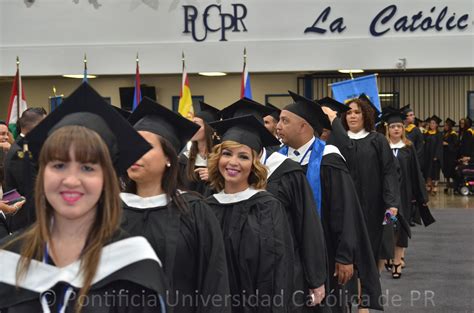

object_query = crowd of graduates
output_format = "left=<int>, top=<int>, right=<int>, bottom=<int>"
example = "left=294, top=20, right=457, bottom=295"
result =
left=0, top=82, right=471, bottom=313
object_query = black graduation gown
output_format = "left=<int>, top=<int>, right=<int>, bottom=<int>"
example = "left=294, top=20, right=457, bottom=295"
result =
left=405, top=124, right=424, bottom=163
left=458, top=129, right=474, bottom=159
left=264, top=153, right=327, bottom=312
left=178, top=153, right=215, bottom=198
left=391, top=144, right=429, bottom=247
left=206, top=190, right=294, bottom=313
left=121, top=192, right=230, bottom=313
left=423, top=131, right=443, bottom=180
left=328, top=118, right=400, bottom=261
left=442, top=131, right=459, bottom=179
left=0, top=231, right=168, bottom=313
left=320, top=151, right=383, bottom=311
left=3, top=139, right=37, bottom=233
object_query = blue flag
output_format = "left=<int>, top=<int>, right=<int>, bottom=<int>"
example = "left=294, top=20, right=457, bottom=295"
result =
left=331, top=74, right=381, bottom=111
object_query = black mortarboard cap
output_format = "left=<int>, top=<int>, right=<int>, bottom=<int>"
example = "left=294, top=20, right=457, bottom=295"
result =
left=112, top=106, right=132, bottom=120
left=195, top=101, right=220, bottom=124
left=128, top=97, right=200, bottom=154
left=400, top=104, right=413, bottom=115
left=219, top=97, right=274, bottom=122
left=381, top=107, right=406, bottom=125
left=265, top=102, right=281, bottom=121
left=317, top=96, right=350, bottom=114
left=358, top=93, right=381, bottom=123
left=427, top=115, right=442, bottom=124
left=25, top=83, right=152, bottom=175
left=445, top=118, right=456, bottom=127
left=286, top=91, right=331, bottom=134
left=209, top=115, right=280, bottom=153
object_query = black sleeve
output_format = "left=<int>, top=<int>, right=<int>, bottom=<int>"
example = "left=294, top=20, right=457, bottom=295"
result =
left=257, top=199, right=294, bottom=313
left=327, top=117, right=353, bottom=159
left=409, top=146, right=428, bottom=204
left=414, top=128, right=425, bottom=162
left=435, top=133, right=444, bottom=162
left=280, top=171, right=327, bottom=288
left=3, top=148, right=20, bottom=193
left=193, top=201, right=231, bottom=313
left=376, top=135, right=401, bottom=209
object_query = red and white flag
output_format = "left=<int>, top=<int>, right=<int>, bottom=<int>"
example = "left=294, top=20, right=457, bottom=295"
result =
left=6, top=62, right=28, bottom=137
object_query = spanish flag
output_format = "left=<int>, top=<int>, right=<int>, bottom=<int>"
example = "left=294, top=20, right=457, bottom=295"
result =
left=178, top=53, right=194, bottom=119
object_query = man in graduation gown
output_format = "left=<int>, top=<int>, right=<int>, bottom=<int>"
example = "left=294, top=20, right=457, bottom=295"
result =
left=276, top=92, right=382, bottom=312
left=3, top=108, right=46, bottom=233
left=402, top=105, right=424, bottom=163
left=219, top=98, right=329, bottom=312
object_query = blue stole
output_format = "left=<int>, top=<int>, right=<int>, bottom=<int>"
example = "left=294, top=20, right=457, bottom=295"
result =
left=278, top=138, right=326, bottom=216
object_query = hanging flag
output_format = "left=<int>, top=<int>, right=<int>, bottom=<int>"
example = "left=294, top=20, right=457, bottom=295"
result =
left=83, top=54, right=88, bottom=83
left=132, top=53, right=142, bottom=111
left=6, top=57, right=28, bottom=138
left=178, top=52, right=194, bottom=119
left=240, top=48, right=252, bottom=99
left=331, top=74, right=381, bottom=111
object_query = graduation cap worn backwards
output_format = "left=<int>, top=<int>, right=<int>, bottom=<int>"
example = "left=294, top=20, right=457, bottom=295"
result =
left=219, top=97, right=274, bottom=122
left=195, top=101, right=220, bottom=124
left=25, top=83, right=152, bottom=175
left=128, top=97, right=200, bottom=154
left=286, top=90, right=331, bottom=134
left=209, top=115, right=280, bottom=153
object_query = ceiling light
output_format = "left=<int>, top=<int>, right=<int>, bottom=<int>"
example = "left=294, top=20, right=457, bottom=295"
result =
left=62, top=74, right=97, bottom=79
left=198, top=72, right=227, bottom=77
left=338, top=69, right=364, bottom=74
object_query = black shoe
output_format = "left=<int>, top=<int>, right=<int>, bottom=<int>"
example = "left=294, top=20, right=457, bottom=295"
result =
left=384, top=259, right=392, bottom=271
left=392, top=263, right=402, bottom=279
left=409, top=220, right=416, bottom=227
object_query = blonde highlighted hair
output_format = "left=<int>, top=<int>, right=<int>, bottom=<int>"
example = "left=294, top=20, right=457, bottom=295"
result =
left=4, top=125, right=122, bottom=313
left=208, top=141, right=267, bottom=192
left=385, top=122, right=413, bottom=147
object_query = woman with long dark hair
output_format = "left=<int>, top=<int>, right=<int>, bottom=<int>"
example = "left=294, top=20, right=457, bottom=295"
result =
left=423, top=115, right=443, bottom=195
left=0, top=84, right=167, bottom=313
left=207, top=115, right=294, bottom=313
left=121, top=98, right=230, bottom=313
left=178, top=101, right=220, bottom=197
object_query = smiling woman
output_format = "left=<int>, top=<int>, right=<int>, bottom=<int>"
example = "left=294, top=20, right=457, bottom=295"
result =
left=206, top=115, right=294, bottom=313
left=0, top=83, right=167, bottom=313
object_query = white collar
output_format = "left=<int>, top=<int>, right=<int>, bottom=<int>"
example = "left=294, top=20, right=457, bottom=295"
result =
left=288, top=136, right=315, bottom=156
left=390, top=141, right=406, bottom=149
left=120, top=192, right=169, bottom=208
left=213, top=187, right=263, bottom=204
left=322, top=144, right=346, bottom=162
left=195, top=154, right=208, bottom=167
left=265, top=152, right=288, bottom=178
left=0, top=236, right=161, bottom=293
left=348, top=129, right=370, bottom=139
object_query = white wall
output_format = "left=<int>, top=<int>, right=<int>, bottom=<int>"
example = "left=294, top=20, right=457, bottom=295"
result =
left=0, top=0, right=473, bottom=76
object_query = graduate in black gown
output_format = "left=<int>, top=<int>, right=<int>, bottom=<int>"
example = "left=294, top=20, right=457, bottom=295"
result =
left=219, top=96, right=329, bottom=311
left=382, top=108, right=433, bottom=279
left=423, top=115, right=444, bottom=196
left=0, top=83, right=168, bottom=313
left=325, top=97, right=400, bottom=274
left=178, top=101, right=220, bottom=197
left=263, top=102, right=282, bottom=154
left=122, top=98, right=230, bottom=313
left=457, top=117, right=473, bottom=161
left=442, top=118, right=459, bottom=193
left=207, top=115, right=295, bottom=313
left=279, top=93, right=382, bottom=312
left=401, top=105, right=424, bottom=163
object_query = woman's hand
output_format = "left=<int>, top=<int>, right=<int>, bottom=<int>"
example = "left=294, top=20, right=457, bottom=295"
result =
left=388, top=207, right=398, bottom=217
left=321, top=106, right=337, bottom=124
left=0, top=200, right=25, bottom=214
left=334, top=262, right=354, bottom=285
left=194, top=168, right=209, bottom=181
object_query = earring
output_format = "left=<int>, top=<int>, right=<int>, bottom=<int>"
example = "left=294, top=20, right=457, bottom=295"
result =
left=166, top=162, right=171, bottom=168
